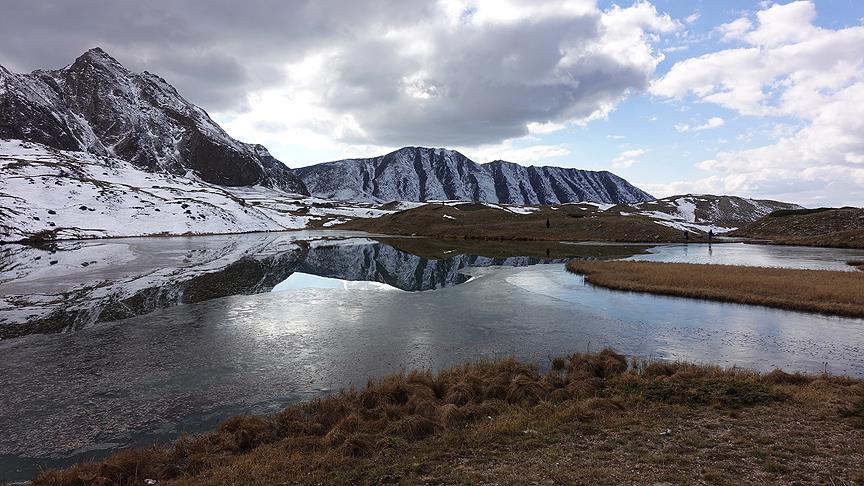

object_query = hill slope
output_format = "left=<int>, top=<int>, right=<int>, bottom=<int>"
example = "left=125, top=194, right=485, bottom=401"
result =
left=0, top=48, right=307, bottom=193
left=625, top=194, right=802, bottom=232
left=295, top=146, right=652, bottom=205
left=337, top=194, right=802, bottom=242
left=732, top=207, right=864, bottom=248
left=337, top=202, right=691, bottom=242
left=0, top=140, right=395, bottom=242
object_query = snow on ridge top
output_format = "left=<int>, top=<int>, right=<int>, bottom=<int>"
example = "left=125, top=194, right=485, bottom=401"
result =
left=578, top=201, right=615, bottom=211
left=626, top=193, right=803, bottom=232
left=77, top=47, right=127, bottom=69
left=299, top=147, right=653, bottom=205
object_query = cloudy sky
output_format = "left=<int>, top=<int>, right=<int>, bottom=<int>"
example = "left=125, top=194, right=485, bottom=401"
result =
left=2, top=0, right=863, bottom=206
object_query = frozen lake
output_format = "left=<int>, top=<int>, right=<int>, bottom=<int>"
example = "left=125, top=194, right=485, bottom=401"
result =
left=1, top=233, right=863, bottom=482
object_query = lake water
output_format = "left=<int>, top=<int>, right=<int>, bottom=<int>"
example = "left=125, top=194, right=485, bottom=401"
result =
left=1, top=233, right=863, bottom=482
left=626, top=241, right=864, bottom=271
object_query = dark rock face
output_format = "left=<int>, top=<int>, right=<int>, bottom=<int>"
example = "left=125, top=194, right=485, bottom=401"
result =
left=296, top=146, right=653, bottom=204
left=0, top=48, right=308, bottom=194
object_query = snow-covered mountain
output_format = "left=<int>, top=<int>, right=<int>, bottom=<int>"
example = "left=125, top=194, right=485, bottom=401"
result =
left=0, top=47, right=307, bottom=193
left=296, top=146, right=653, bottom=205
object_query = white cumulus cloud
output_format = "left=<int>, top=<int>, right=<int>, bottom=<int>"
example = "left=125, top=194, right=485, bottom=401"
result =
left=612, top=148, right=646, bottom=169
left=650, top=0, right=864, bottom=206
left=675, top=117, right=725, bottom=133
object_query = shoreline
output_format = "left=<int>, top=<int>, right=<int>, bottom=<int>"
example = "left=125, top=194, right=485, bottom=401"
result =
left=30, top=350, right=864, bottom=485
left=566, top=260, right=864, bottom=318
left=8, top=223, right=862, bottom=251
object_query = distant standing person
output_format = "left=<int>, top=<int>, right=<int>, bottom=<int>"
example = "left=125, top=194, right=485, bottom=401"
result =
left=546, top=218, right=550, bottom=229
left=708, top=229, right=713, bottom=243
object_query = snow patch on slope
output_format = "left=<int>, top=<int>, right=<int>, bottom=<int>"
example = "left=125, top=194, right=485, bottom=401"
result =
left=0, top=140, right=400, bottom=242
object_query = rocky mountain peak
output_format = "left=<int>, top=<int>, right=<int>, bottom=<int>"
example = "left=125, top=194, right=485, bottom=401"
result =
left=73, top=47, right=124, bottom=68
left=0, top=48, right=308, bottom=194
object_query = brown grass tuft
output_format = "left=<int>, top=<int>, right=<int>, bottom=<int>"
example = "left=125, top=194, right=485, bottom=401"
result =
left=438, top=403, right=467, bottom=428
left=565, top=377, right=604, bottom=400
left=340, top=433, right=376, bottom=457
left=547, top=388, right=571, bottom=403
left=444, top=380, right=475, bottom=406
left=568, top=349, right=628, bottom=379
left=407, top=395, right=440, bottom=421
left=642, top=362, right=678, bottom=378
left=551, top=356, right=568, bottom=370
left=218, top=415, right=277, bottom=453
left=506, top=375, right=550, bottom=405
left=406, top=370, right=443, bottom=397
left=762, top=369, right=812, bottom=385
left=386, top=415, right=440, bottom=440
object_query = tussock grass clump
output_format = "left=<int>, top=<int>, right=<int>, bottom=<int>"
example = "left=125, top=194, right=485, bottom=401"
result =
left=32, top=350, right=864, bottom=486
left=566, top=260, right=864, bottom=317
left=839, top=400, right=864, bottom=428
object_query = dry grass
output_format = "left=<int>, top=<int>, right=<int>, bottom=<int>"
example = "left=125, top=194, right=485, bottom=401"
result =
left=31, top=350, right=864, bottom=485
left=733, top=207, right=864, bottom=248
left=338, top=203, right=699, bottom=243
left=567, top=260, right=864, bottom=318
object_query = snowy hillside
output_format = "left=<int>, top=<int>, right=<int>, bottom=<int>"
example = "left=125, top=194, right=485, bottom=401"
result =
left=0, top=140, right=391, bottom=242
left=0, top=48, right=306, bottom=193
left=296, top=146, right=653, bottom=205
left=624, top=195, right=803, bottom=234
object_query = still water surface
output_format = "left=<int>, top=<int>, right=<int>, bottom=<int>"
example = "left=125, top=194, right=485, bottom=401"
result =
left=1, top=233, right=862, bottom=481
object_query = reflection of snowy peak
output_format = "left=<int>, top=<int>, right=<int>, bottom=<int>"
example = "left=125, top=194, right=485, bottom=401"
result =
left=0, top=235, right=308, bottom=338
left=0, top=48, right=307, bottom=193
left=302, top=240, right=563, bottom=291
left=301, top=241, right=471, bottom=290
left=626, top=194, right=803, bottom=233
left=296, top=146, right=653, bottom=205
left=0, top=236, right=563, bottom=338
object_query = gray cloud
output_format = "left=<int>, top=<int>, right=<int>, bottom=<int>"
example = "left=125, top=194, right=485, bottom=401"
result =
left=0, top=0, right=432, bottom=110
left=0, top=0, right=672, bottom=147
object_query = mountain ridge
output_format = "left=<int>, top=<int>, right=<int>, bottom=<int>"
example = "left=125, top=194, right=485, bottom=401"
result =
left=296, top=146, right=653, bottom=205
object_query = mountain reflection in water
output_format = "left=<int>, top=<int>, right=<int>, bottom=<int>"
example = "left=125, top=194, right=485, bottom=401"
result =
left=0, top=232, right=648, bottom=338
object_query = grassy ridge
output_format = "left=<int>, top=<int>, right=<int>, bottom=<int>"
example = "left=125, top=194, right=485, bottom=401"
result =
left=337, top=203, right=698, bottom=243
left=566, top=260, right=864, bottom=318
left=732, top=207, right=864, bottom=248
left=33, top=350, right=864, bottom=485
